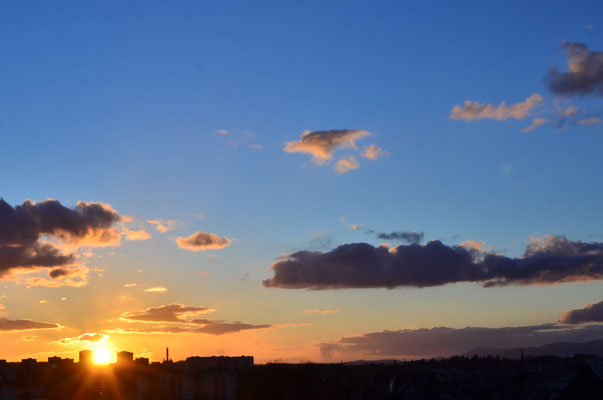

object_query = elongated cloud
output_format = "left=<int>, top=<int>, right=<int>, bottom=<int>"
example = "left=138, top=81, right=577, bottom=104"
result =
left=190, top=319, right=271, bottom=335
left=263, top=235, right=603, bottom=289
left=144, top=286, right=167, bottom=293
left=0, top=199, right=122, bottom=278
left=450, top=94, right=543, bottom=122
left=284, top=129, right=370, bottom=164
left=116, top=304, right=269, bottom=335
left=319, top=324, right=603, bottom=360
left=558, top=300, right=603, bottom=325
left=304, top=308, right=342, bottom=315
left=177, top=231, right=232, bottom=251
left=546, top=42, right=603, bottom=96
left=56, top=332, right=107, bottom=345
left=0, top=318, right=60, bottom=332
left=121, top=304, right=213, bottom=323
left=376, top=231, right=424, bottom=244
left=577, top=117, right=602, bottom=125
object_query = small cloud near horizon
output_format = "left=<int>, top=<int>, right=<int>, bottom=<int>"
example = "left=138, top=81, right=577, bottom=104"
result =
left=176, top=231, right=232, bottom=252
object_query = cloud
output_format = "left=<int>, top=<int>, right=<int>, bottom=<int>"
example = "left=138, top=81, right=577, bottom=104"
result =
left=450, top=94, right=543, bottom=122
left=521, top=118, right=549, bottom=133
left=249, top=144, right=264, bottom=150
left=216, top=129, right=228, bottom=135
left=0, top=198, right=122, bottom=279
left=106, top=322, right=271, bottom=336
left=304, top=308, right=342, bottom=315
left=263, top=235, right=603, bottom=289
left=558, top=300, right=603, bottom=325
left=458, top=240, right=486, bottom=252
left=319, top=324, right=603, bottom=360
left=122, top=228, right=151, bottom=241
left=189, top=319, right=271, bottom=335
left=5, top=265, right=90, bottom=288
left=576, top=117, right=602, bottom=125
left=56, top=332, right=107, bottom=345
left=334, top=156, right=360, bottom=174
left=116, top=304, right=269, bottom=335
left=361, top=145, right=388, bottom=160
left=375, top=231, right=424, bottom=245
left=144, top=286, right=167, bottom=293
left=346, top=222, right=424, bottom=245
left=556, top=103, right=582, bottom=117
left=284, top=129, right=370, bottom=164
left=121, top=304, right=213, bottom=323
left=176, top=231, right=232, bottom=252
left=147, top=219, right=179, bottom=233
left=546, top=41, right=603, bottom=96
left=0, top=318, right=60, bottom=332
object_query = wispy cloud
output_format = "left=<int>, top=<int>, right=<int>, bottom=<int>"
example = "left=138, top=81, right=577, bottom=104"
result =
left=144, top=286, right=168, bottom=293
left=576, top=117, right=602, bottom=125
left=450, top=94, right=543, bottom=122
left=361, top=145, right=389, bottom=160
left=521, top=117, right=549, bottom=133
left=334, top=156, right=360, bottom=174
left=304, top=308, right=342, bottom=315
left=147, top=219, right=180, bottom=233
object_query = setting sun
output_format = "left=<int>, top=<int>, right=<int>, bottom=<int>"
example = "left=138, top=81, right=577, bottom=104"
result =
left=93, top=347, right=111, bottom=365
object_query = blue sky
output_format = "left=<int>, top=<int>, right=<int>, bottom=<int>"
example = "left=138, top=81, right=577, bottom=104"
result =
left=1, top=1, right=602, bottom=362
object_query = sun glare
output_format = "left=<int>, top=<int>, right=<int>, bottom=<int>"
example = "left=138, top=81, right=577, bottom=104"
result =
left=93, top=347, right=111, bottom=365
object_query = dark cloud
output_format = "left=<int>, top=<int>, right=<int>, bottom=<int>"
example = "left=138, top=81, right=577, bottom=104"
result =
left=559, top=300, right=603, bottom=325
left=176, top=231, right=232, bottom=252
left=263, top=236, right=603, bottom=289
left=190, top=319, right=271, bottom=335
left=546, top=41, right=603, bottom=96
left=376, top=231, right=424, bottom=244
left=121, top=304, right=213, bottom=323
left=0, top=198, right=121, bottom=276
left=0, top=318, right=60, bottom=332
left=49, top=268, right=69, bottom=279
left=319, top=324, right=603, bottom=360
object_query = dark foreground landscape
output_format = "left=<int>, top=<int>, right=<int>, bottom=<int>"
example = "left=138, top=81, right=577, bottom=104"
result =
left=1, top=353, right=602, bottom=399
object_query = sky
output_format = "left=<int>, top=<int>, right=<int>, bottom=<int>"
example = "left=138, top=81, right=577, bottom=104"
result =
left=1, top=0, right=603, bottom=363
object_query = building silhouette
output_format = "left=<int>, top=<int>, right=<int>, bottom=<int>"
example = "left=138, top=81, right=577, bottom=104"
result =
left=117, top=351, right=134, bottom=365
left=78, top=350, right=93, bottom=366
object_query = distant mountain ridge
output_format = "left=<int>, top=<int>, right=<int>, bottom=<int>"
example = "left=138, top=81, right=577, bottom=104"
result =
left=463, top=338, right=603, bottom=359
